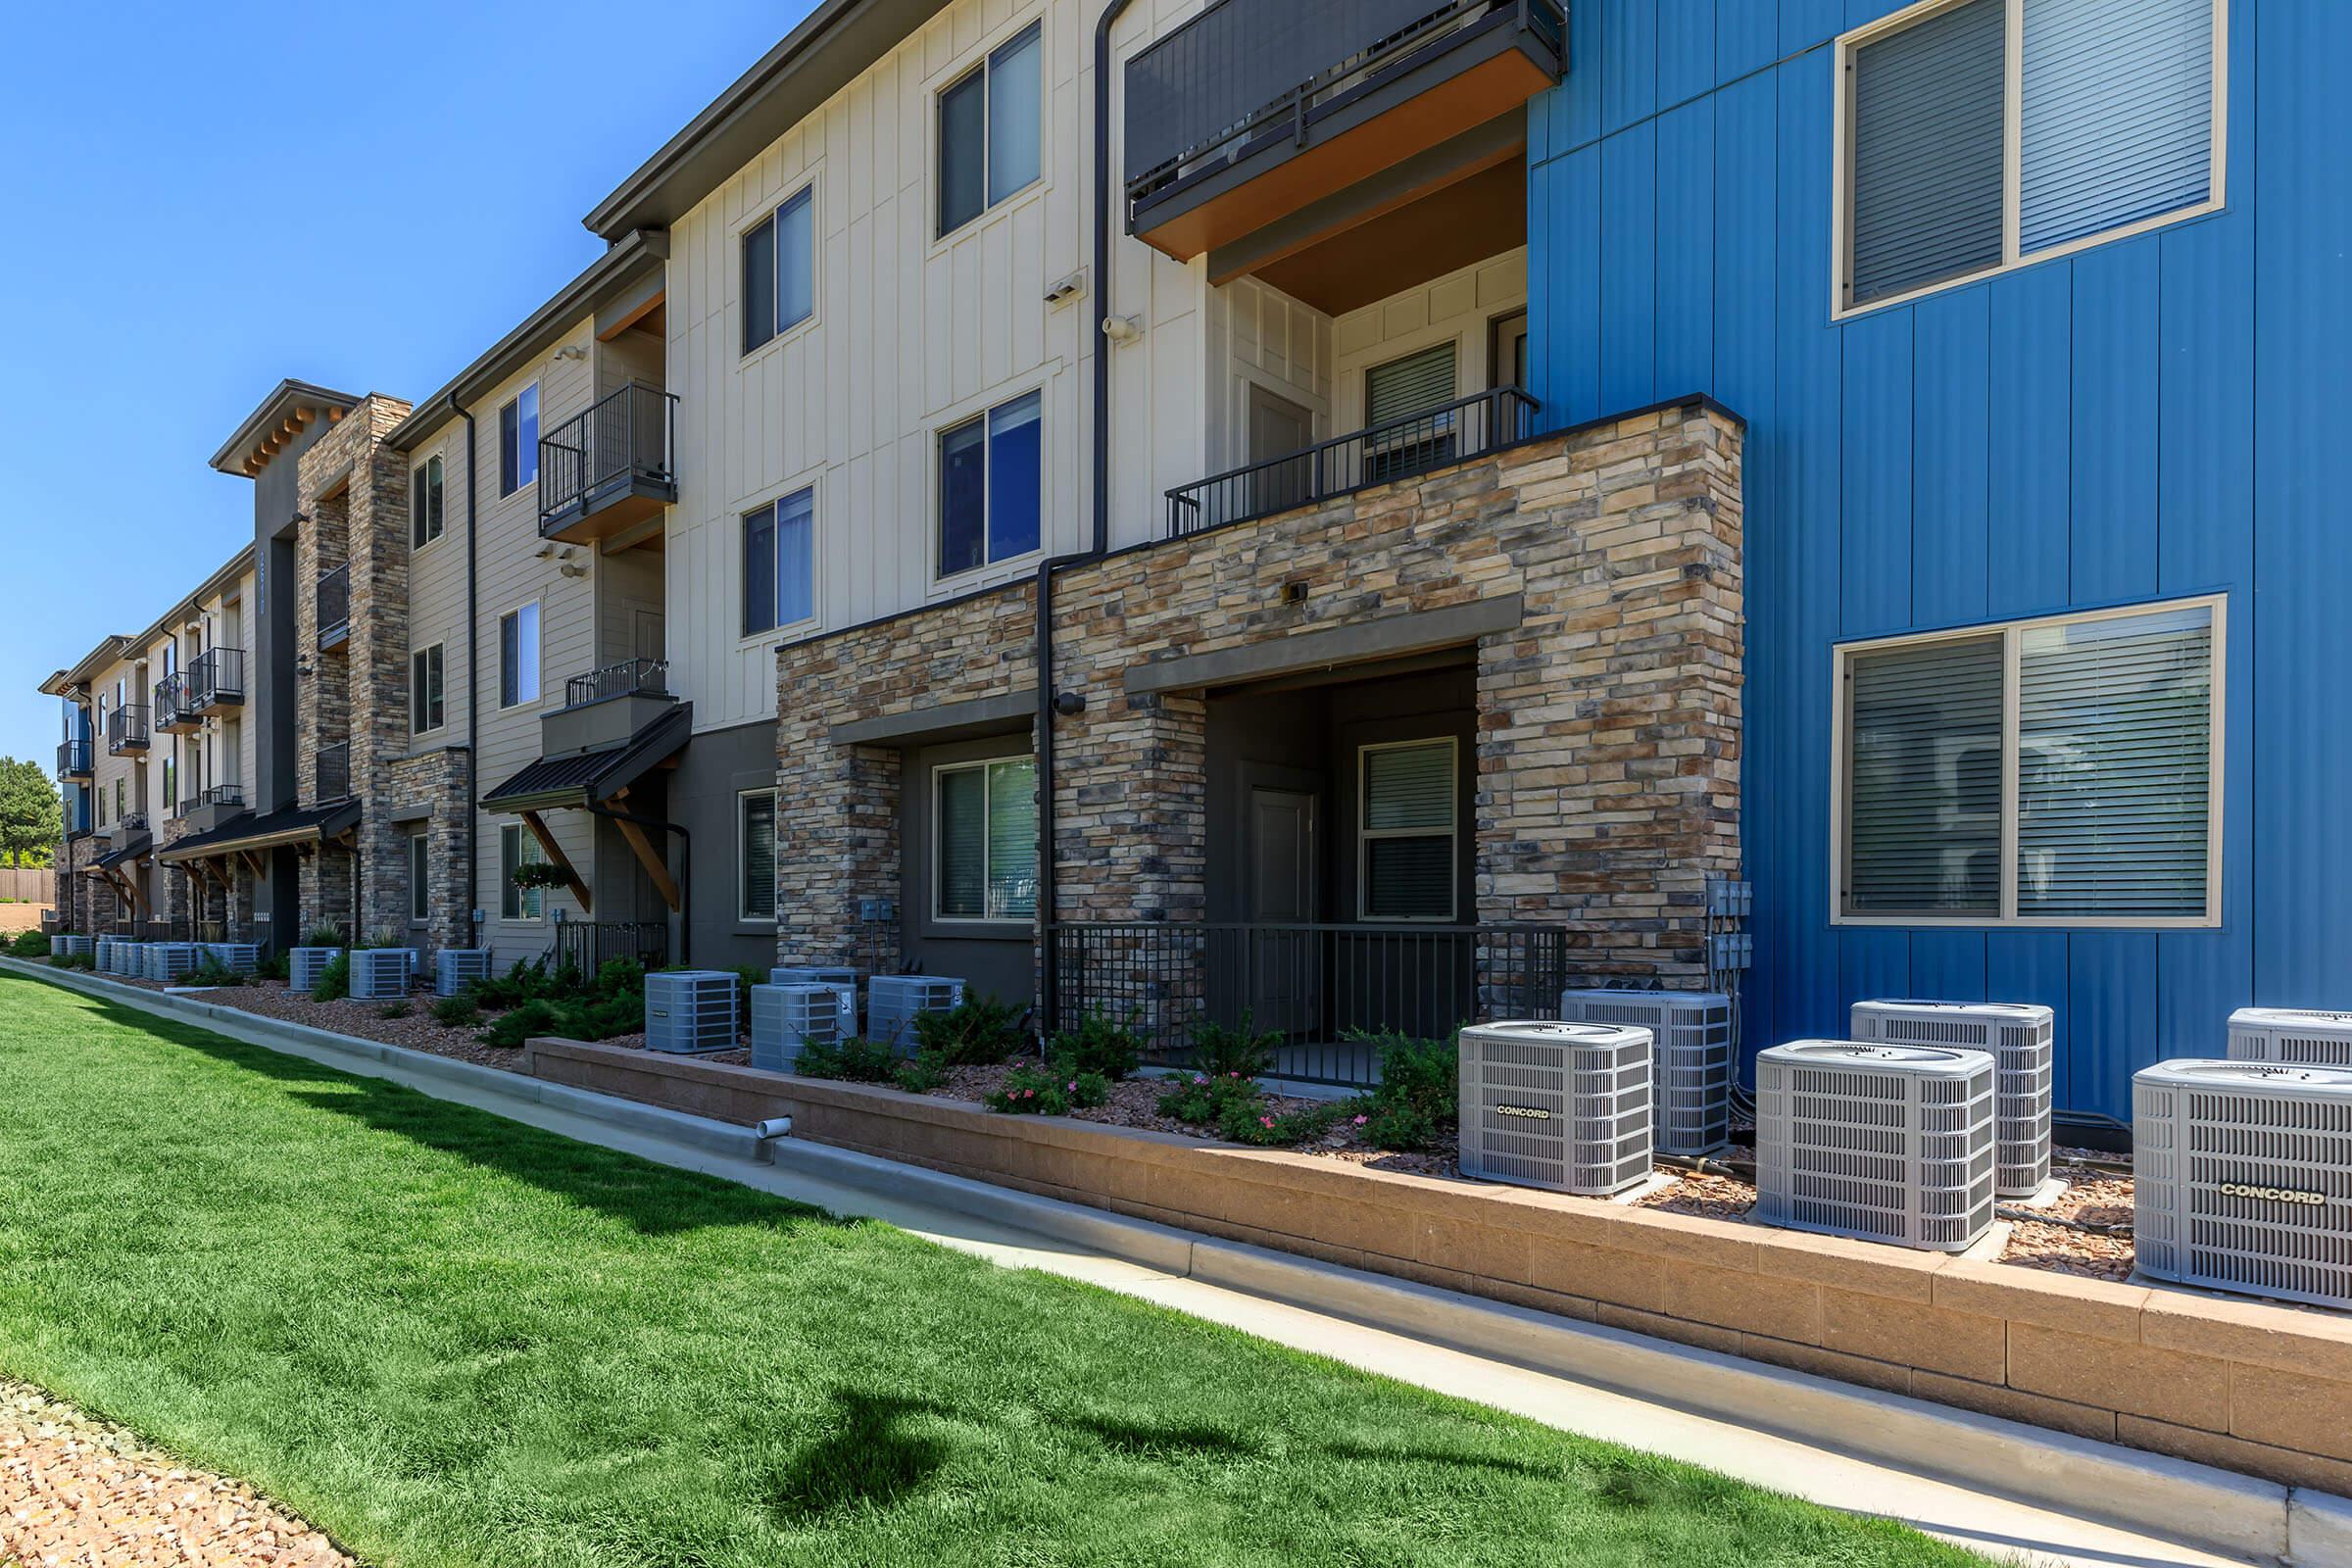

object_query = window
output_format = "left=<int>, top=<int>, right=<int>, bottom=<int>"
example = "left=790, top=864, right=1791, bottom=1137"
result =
left=413, top=455, right=445, bottom=549
left=934, top=758, right=1036, bottom=921
left=1835, top=598, right=2222, bottom=925
left=410, top=832, right=430, bottom=922
left=499, top=384, right=539, bottom=496
left=740, top=790, right=778, bottom=922
left=410, top=644, right=445, bottom=735
left=743, top=488, right=815, bottom=636
left=1838, top=0, right=2220, bottom=313
left=499, top=604, right=540, bottom=709
left=1364, top=344, right=1460, bottom=483
left=743, top=186, right=815, bottom=355
left=114, top=778, right=124, bottom=822
left=938, top=21, right=1042, bottom=236
left=938, top=391, right=1041, bottom=576
left=163, top=757, right=175, bottom=811
left=1359, top=738, right=1457, bottom=921
left=500, top=823, right=545, bottom=921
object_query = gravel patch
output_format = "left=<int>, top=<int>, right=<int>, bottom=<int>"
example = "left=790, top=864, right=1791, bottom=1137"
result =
left=143, top=979, right=532, bottom=1072
left=0, top=1378, right=352, bottom=1567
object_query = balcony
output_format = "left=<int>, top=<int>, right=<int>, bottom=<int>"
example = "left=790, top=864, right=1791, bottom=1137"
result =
left=187, top=648, right=246, bottom=715
left=180, top=783, right=246, bottom=836
left=1124, top=0, right=1565, bottom=267
left=317, top=564, right=350, bottom=652
left=106, top=705, right=149, bottom=757
left=539, top=382, right=679, bottom=545
left=56, top=739, right=91, bottom=780
left=154, top=672, right=199, bottom=734
left=544, top=660, right=676, bottom=760
left=316, top=740, right=352, bottom=806
left=1165, top=386, right=1537, bottom=537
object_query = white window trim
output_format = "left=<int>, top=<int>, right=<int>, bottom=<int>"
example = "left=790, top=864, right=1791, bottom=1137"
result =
left=1829, top=0, right=2229, bottom=321
left=931, top=757, right=1035, bottom=925
left=411, top=642, right=446, bottom=737
left=1828, top=593, right=2227, bottom=929
left=1356, top=735, right=1459, bottom=924
left=738, top=179, right=820, bottom=363
left=499, top=602, right=542, bottom=711
left=927, top=12, right=1049, bottom=251
left=737, top=788, right=778, bottom=924
left=738, top=480, right=822, bottom=645
left=931, top=385, right=1049, bottom=588
left=413, top=453, right=447, bottom=553
left=500, top=823, right=548, bottom=925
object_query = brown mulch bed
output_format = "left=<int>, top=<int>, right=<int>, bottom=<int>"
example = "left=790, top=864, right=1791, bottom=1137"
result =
left=1637, top=1146, right=2138, bottom=1281
left=0, top=1378, right=352, bottom=1568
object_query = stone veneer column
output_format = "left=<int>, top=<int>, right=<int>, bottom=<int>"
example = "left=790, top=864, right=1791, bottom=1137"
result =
left=344, top=397, right=416, bottom=944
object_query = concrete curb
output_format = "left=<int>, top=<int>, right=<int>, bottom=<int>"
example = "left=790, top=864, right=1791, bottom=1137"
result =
left=0, top=956, right=2317, bottom=1564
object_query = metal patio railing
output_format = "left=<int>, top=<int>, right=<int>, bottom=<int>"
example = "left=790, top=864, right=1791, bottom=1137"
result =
left=1164, top=386, right=1539, bottom=538
left=188, top=647, right=246, bottom=712
left=1046, top=920, right=1571, bottom=1086
left=550, top=912, right=670, bottom=975
left=539, top=381, right=679, bottom=536
left=563, top=658, right=670, bottom=710
left=317, top=564, right=351, bottom=651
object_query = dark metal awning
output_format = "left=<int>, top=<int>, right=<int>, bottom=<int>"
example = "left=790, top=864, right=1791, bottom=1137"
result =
left=156, top=801, right=361, bottom=863
left=94, top=834, right=151, bottom=871
left=484, top=700, right=692, bottom=813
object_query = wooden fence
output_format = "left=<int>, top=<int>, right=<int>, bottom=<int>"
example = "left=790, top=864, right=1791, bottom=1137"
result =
left=0, top=867, right=53, bottom=905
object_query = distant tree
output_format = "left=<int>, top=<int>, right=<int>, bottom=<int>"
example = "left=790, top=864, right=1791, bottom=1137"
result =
left=0, top=758, right=61, bottom=868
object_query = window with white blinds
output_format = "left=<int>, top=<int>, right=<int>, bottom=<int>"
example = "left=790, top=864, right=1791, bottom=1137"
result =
left=1360, top=738, right=1457, bottom=921
left=1838, top=0, right=2221, bottom=314
left=1837, top=598, right=2222, bottom=926
left=1365, top=345, right=1457, bottom=428
left=935, top=758, right=1037, bottom=921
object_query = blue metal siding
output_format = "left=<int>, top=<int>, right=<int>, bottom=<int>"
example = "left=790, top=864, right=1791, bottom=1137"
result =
left=1528, top=0, right=2344, bottom=1122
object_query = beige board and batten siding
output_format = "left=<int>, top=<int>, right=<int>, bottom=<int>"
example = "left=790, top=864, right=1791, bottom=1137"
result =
left=662, top=0, right=1262, bottom=733
left=1331, top=249, right=1527, bottom=430
left=463, top=318, right=604, bottom=967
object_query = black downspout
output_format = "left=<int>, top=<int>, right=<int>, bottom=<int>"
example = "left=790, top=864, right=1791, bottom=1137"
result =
left=1038, top=0, right=1138, bottom=1037
left=583, top=800, right=691, bottom=967
left=451, top=391, right=479, bottom=947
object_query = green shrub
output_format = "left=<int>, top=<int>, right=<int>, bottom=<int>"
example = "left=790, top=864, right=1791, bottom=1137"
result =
left=595, top=956, right=647, bottom=997
left=255, top=953, right=291, bottom=983
left=468, top=958, right=558, bottom=1011
left=1155, top=1071, right=1261, bottom=1126
left=187, top=956, right=243, bottom=988
left=910, top=993, right=1028, bottom=1066
left=476, top=1000, right=559, bottom=1050
left=1219, top=1097, right=1348, bottom=1149
left=893, top=1048, right=951, bottom=1094
left=794, top=1035, right=900, bottom=1084
left=303, top=924, right=348, bottom=949
left=1345, top=1030, right=1458, bottom=1152
left=56, top=953, right=94, bottom=971
left=9, top=930, right=50, bottom=959
left=1049, top=1010, right=1142, bottom=1082
left=431, top=995, right=482, bottom=1029
left=310, top=953, right=351, bottom=1003
left=985, top=1060, right=1110, bottom=1117
left=379, top=1002, right=412, bottom=1020
left=1188, top=1013, right=1279, bottom=1081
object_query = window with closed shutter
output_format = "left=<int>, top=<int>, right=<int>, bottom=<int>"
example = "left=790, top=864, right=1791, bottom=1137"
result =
left=1360, top=738, right=1457, bottom=921
left=1364, top=345, right=1458, bottom=485
left=740, top=791, right=777, bottom=922
left=1839, top=0, right=2219, bottom=314
left=1837, top=598, right=2221, bottom=925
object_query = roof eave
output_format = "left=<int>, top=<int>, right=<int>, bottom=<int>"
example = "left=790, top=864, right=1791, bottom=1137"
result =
left=207, top=379, right=366, bottom=476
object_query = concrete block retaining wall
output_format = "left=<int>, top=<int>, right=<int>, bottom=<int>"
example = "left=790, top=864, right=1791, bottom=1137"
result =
left=524, top=1036, right=2352, bottom=1496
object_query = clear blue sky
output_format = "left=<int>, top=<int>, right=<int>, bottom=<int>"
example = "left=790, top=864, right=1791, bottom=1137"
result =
left=0, top=1, right=817, bottom=774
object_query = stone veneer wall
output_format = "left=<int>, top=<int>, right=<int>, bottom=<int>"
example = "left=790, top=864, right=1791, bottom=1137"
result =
left=385, top=751, right=473, bottom=952
left=294, top=396, right=418, bottom=945
left=772, top=401, right=1743, bottom=978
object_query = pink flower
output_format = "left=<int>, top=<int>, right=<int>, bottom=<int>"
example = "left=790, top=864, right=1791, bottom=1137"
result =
left=1258, top=1115, right=1274, bottom=1129
left=1066, top=1081, right=1079, bottom=1093
left=1352, top=1114, right=1368, bottom=1126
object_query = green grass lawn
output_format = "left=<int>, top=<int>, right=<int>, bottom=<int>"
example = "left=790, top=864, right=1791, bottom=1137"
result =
left=0, top=973, right=1988, bottom=1567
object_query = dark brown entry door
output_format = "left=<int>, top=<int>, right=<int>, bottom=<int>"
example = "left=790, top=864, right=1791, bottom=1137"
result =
left=1248, top=787, right=1321, bottom=1036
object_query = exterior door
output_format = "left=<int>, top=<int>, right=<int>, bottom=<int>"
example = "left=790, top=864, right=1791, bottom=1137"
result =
left=1247, top=384, right=1315, bottom=521
left=1247, top=787, right=1321, bottom=1036
left=633, top=610, right=667, bottom=671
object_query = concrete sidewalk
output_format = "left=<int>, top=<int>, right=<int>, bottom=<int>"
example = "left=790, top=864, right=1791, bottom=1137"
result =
left=6, top=958, right=2337, bottom=1568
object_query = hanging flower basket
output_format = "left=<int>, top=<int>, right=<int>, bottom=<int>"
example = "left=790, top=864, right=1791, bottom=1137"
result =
left=510, top=861, right=570, bottom=892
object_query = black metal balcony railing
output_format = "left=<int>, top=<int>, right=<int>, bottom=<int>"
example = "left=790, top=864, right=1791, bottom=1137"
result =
left=550, top=913, right=670, bottom=976
left=197, top=784, right=245, bottom=812
left=316, top=741, right=351, bottom=805
left=317, top=565, right=351, bottom=651
left=1166, top=386, right=1538, bottom=538
left=539, top=381, right=679, bottom=535
left=1124, top=0, right=1566, bottom=200
left=154, top=671, right=194, bottom=732
left=1047, top=921, right=1571, bottom=1087
left=106, top=705, right=149, bottom=756
left=188, top=648, right=246, bottom=713
left=119, top=812, right=149, bottom=834
left=56, top=738, right=91, bottom=778
left=563, top=659, right=669, bottom=710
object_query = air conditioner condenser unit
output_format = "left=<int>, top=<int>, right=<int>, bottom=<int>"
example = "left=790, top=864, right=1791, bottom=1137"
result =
left=1557, top=988, right=1732, bottom=1156
left=646, top=970, right=741, bottom=1055
left=2134, top=1058, right=2352, bottom=1311
left=1850, top=1000, right=2055, bottom=1200
left=1458, top=1020, right=1653, bottom=1197
left=1755, top=1041, right=1997, bottom=1253
left=2228, top=1007, right=2352, bottom=1068
left=751, top=984, right=853, bottom=1072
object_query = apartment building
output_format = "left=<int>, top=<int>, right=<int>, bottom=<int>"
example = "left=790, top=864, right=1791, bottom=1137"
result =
left=41, top=547, right=260, bottom=940
left=36, top=0, right=2347, bottom=1125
